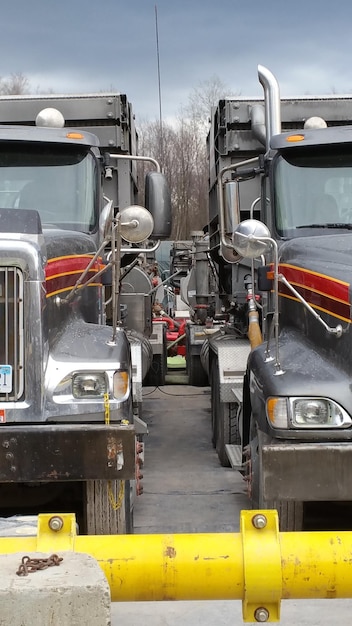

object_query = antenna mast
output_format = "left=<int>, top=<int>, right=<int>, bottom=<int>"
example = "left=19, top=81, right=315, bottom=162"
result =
left=155, top=4, right=163, bottom=168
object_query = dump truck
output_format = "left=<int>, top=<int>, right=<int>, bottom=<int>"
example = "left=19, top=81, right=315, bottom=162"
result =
left=197, top=65, right=352, bottom=530
left=0, top=93, right=171, bottom=534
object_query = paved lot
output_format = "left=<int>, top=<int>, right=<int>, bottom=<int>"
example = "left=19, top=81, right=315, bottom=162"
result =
left=111, top=385, right=352, bottom=625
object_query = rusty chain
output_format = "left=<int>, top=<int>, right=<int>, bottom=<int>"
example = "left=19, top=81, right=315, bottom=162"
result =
left=16, top=554, right=63, bottom=576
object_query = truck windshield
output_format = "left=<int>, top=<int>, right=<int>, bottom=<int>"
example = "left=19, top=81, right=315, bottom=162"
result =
left=0, top=143, right=97, bottom=232
left=274, top=149, right=352, bottom=237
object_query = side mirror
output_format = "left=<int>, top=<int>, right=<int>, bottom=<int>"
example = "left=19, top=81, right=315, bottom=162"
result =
left=145, top=171, right=172, bottom=240
left=120, top=205, right=154, bottom=243
left=232, top=219, right=271, bottom=258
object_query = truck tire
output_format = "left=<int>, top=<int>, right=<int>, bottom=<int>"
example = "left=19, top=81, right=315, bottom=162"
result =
left=211, top=360, right=240, bottom=466
left=187, top=353, right=208, bottom=387
left=144, top=327, right=167, bottom=387
left=216, top=401, right=241, bottom=468
left=248, top=419, right=304, bottom=531
left=186, top=326, right=208, bottom=387
left=144, top=352, right=167, bottom=387
left=84, top=479, right=133, bottom=535
left=210, top=363, right=219, bottom=448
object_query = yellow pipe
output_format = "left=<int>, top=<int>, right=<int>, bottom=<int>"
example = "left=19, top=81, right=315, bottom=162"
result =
left=280, top=531, right=352, bottom=599
left=3, top=511, right=352, bottom=621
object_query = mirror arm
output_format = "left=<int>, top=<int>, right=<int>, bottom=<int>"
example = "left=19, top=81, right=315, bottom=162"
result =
left=108, top=153, right=161, bottom=173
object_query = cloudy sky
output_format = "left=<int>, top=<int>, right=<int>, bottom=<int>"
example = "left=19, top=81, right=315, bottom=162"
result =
left=2, top=0, right=352, bottom=124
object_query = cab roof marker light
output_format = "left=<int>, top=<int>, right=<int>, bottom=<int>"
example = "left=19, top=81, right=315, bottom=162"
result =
left=66, top=132, right=85, bottom=140
left=286, top=134, right=305, bottom=143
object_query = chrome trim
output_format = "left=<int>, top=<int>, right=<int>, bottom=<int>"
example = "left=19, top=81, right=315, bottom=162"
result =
left=0, top=267, right=24, bottom=400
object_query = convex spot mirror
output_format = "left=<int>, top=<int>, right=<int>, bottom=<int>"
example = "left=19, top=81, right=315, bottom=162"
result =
left=232, top=219, right=271, bottom=259
left=120, top=205, right=154, bottom=243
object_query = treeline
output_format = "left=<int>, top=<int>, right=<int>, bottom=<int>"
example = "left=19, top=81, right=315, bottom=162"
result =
left=137, top=76, right=235, bottom=240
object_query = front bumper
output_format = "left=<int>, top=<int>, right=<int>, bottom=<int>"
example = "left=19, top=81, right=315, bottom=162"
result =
left=262, top=442, right=352, bottom=501
left=0, top=423, right=135, bottom=482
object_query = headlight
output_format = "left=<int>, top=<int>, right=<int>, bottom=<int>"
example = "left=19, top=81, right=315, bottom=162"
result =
left=266, top=396, right=352, bottom=429
left=113, top=370, right=129, bottom=400
left=72, top=372, right=107, bottom=399
left=290, top=398, right=351, bottom=428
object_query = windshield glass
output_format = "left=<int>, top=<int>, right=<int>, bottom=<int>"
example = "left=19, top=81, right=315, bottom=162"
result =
left=0, top=143, right=97, bottom=232
left=274, top=148, right=352, bottom=237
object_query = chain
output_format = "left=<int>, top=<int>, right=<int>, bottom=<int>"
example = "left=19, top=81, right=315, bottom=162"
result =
left=16, top=554, right=63, bottom=576
left=104, top=391, right=127, bottom=510
left=107, top=479, right=125, bottom=510
left=104, top=392, right=110, bottom=424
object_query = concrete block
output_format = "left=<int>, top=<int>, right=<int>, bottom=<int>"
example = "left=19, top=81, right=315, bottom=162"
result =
left=0, top=552, right=111, bottom=626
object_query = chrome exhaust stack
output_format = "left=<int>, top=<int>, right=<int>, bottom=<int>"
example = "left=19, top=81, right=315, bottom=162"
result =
left=257, top=65, right=281, bottom=151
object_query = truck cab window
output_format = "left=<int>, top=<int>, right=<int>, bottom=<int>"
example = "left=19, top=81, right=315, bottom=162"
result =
left=0, top=145, right=98, bottom=233
left=273, top=150, right=352, bottom=237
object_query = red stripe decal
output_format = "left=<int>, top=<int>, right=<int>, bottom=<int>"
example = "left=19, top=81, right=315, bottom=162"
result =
left=45, top=255, right=101, bottom=296
left=46, top=255, right=97, bottom=278
left=279, top=263, right=351, bottom=320
left=279, top=263, right=349, bottom=303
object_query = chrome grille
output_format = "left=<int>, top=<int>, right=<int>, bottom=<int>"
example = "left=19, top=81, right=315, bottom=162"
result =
left=0, top=267, right=24, bottom=401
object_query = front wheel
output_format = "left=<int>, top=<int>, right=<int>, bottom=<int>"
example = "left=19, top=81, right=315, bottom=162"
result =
left=215, top=401, right=241, bottom=468
left=247, top=419, right=304, bottom=531
left=211, top=360, right=240, bottom=467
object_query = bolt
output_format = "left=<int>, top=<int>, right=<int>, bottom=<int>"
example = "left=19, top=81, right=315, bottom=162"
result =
left=252, top=513, right=267, bottom=529
left=254, top=607, right=269, bottom=622
left=48, top=516, right=64, bottom=532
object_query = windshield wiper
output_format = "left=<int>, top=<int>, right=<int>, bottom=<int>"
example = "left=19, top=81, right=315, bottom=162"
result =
left=296, top=223, right=352, bottom=230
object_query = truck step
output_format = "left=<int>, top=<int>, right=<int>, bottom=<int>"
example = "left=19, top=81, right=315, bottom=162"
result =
left=231, top=386, right=243, bottom=404
left=225, top=444, right=243, bottom=470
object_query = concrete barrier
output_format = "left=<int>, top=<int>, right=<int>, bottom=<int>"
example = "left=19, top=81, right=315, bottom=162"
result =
left=0, top=551, right=111, bottom=626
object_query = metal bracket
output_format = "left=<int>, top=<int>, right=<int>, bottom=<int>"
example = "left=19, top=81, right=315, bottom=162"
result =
left=241, top=509, right=282, bottom=622
left=37, top=513, right=77, bottom=553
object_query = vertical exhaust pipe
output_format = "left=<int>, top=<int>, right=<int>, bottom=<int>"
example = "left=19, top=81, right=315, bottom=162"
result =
left=258, top=65, right=281, bottom=151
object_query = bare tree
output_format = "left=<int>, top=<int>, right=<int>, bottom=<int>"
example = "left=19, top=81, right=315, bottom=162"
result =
left=185, top=74, right=238, bottom=136
left=0, top=73, right=29, bottom=95
left=137, top=75, right=239, bottom=240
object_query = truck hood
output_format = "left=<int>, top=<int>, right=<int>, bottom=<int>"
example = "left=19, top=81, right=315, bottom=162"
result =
left=279, top=234, right=352, bottom=323
left=280, top=233, right=352, bottom=279
left=43, top=228, right=96, bottom=259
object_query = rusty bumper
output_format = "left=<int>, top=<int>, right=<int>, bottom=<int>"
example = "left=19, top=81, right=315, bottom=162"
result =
left=262, top=442, right=352, bottom=502
left=0, top=423, right=135, bottom=482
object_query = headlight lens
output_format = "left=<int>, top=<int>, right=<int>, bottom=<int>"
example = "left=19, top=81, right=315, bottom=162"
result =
left=72, top=372, right=107, bottom=399
left=267, top=396, right=352, bottom=429
left=290, top=398, right=351, bottom=428
left=113, top=370, right=129, bottom=400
